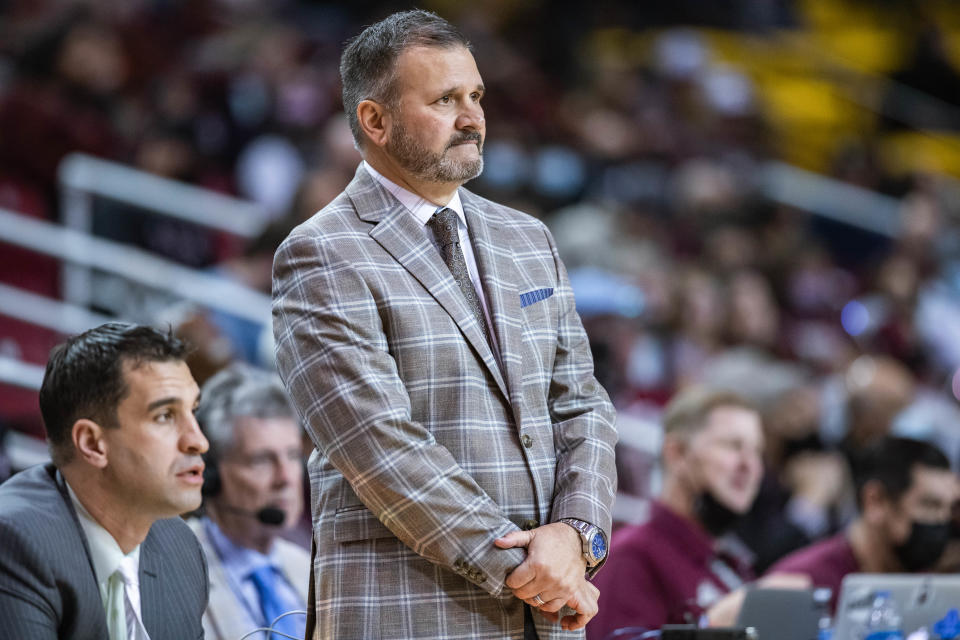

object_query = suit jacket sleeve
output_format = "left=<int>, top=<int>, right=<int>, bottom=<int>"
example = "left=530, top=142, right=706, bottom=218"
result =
left=0, top=518, right=60, bottom=639
left=273, top=230, right=526, bottom=597
left=541, top=225, right=618, bottom=571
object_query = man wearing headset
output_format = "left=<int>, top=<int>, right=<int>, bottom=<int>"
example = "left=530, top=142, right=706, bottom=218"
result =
left=190, top=363, right=310, bottom=640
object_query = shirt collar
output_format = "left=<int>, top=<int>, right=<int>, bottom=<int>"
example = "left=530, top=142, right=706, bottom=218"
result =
left=362, top=160, right=466, bottom=228
left=204, top=516, right=279, bottom=578
left=64, top=480, right=141, bottom=587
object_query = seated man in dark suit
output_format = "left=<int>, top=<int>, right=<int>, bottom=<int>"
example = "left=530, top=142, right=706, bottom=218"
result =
left=0, top=322, right=210, bottom=640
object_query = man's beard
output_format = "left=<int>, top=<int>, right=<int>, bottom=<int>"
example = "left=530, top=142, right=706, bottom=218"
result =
left=387, top=118, right=484, bottom=184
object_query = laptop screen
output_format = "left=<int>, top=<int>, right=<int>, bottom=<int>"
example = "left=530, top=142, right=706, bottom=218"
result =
left=833, top=574, right=960, bottom=640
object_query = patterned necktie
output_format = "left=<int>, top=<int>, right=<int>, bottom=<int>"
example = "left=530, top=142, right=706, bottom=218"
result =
left=249, top=565, right=304, bottom=639
left=427, top=207, right=490, bottom=342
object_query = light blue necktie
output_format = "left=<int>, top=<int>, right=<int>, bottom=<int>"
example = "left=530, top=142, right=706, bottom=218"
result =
left=104, top=569, right=128, bottom=640
left=248, top=565, right=303, bottom=639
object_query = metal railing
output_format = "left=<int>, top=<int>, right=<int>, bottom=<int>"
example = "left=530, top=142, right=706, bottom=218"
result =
left=0, top=355, right=44, bottom=390
left=760, top=161, right=901, bottom=237
left=0, top=282, right=113, bottom=336
left=57, top=153, right=269, bottom=308
left=0, top=208, right=271, bottom=325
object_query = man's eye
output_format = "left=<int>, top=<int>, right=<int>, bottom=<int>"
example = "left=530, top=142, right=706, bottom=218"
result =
left=439, top=95, right=451, bottom=104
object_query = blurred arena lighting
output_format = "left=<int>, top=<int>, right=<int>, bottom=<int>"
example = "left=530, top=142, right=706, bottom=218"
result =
left=840, top=299, right=870, bottom=336
left=569, top=266, right=644, bottom=318
left=532, top=146, right=586, bottom=199
left=479, top=140, right=529, bottom=191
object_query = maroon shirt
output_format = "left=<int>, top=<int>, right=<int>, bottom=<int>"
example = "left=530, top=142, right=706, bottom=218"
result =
left=587, top=501, right=753, bottom=640
left=765, top=531, right=861, bottom=613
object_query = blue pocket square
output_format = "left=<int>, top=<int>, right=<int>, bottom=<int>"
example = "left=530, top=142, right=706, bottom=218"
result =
left=519, top=288, right=554, bottom=308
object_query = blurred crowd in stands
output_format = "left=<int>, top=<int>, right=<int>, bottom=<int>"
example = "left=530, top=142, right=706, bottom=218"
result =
left=3, top=0, right=960, bottom=574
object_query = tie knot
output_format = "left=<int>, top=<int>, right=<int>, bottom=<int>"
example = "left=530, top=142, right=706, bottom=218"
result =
left=249, top=564, right=278, bottom=587
left=115, top=556, right=138, bottom=587
left=428, top=207, right=459, bottom=247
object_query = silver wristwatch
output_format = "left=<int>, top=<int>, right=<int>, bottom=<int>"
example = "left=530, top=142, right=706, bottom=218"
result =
left=560, top=518, right=607, bottom=567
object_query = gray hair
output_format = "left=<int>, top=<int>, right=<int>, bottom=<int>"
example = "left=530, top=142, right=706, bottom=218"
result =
left=339, top=9, right=471, bottom=147
left=196, top=362, right=299, bottom=462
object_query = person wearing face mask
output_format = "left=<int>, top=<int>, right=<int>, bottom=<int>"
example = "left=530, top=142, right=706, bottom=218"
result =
left=587, top=387, right=765, bottom=639
left=765, top=436, right=959, bottom=614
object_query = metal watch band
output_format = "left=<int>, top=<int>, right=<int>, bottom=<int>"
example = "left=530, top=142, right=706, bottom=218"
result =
left=559, top=518, right=605, bottom=566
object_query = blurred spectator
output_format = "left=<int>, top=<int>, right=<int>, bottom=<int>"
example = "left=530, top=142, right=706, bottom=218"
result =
left=735, top=385, right=855, bottom=572
left=839, top=355, right=915, bottom=454
left=883, top=25, right=960, bottom=131
left=588, top=387, right=763, bottom=638
left=0, top=7, right=129, bottom=205
left=191, top=363, right=309, bottom=640
left=765, top=437, right=958, bottom=614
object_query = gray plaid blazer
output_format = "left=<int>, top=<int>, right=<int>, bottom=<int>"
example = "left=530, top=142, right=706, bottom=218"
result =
left=273, top=165, right=617, bottom=639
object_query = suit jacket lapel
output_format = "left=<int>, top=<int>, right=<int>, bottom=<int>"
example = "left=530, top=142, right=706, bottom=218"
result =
left=139, top=535, right=161, bottom=637
left=53, top=469, right=101, bottom=590
left=348, top=167, right=509, bottom=400
left=192, top=520, right=254, bottom=640
left=462, top=193, right=525, bottom=426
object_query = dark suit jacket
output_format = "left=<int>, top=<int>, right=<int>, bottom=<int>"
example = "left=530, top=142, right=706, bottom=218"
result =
left=0, top=464, right=208, bottom=639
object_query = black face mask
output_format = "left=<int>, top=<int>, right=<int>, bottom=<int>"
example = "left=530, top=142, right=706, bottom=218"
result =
left=781, top=433, right=824, bottom=461
left=894, top=521, right=951, bottom=572
left=694, top=491, right=741, bottom=537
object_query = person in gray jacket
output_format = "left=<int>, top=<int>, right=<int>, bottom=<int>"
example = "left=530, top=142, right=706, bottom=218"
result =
left=0, top=323, right=209, bottom=640
left=189, top=363, right=310, bottom=640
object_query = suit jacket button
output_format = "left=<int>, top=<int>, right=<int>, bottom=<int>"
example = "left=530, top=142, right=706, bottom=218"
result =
left=520, top=434, right=533, bottom=448
left=522, top=519, right=539, bottom=530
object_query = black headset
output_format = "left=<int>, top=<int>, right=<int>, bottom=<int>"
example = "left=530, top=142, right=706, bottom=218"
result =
left=201, top=454, right=221, bottom=497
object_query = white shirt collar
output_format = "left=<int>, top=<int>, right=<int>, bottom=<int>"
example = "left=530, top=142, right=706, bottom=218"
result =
left=362, top=160, right=466, bottom=227
left=65, top=479, right=141, bottom=588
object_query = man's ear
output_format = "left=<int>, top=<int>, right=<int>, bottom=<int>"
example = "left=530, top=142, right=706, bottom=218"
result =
left=357, top=100, right=390, bottom=148
left=662, top=433, right=688, bottom=471
left=72, top=419, right=109, bottom=469
left=860, top=479, right=890, bottom=525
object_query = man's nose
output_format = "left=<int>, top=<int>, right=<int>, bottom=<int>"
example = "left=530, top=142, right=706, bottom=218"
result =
left=181, top=414, right=209, bottom=455
left=457, top=101, right=484, bottom=130
left=274, top=455, right=301, bottom=487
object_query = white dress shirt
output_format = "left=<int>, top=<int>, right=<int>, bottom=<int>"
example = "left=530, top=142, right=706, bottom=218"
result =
left=363, top=161, right=501, bottom=361
left=66, top=481, right=151, bottom=640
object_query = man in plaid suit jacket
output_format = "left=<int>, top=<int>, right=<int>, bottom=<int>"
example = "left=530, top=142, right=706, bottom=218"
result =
left=272, top=10, right=617, bottom=639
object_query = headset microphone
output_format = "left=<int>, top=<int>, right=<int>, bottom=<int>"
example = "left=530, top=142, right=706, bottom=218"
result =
left=256, top=506, right=286, bottom=525
left=217, top=502, right=287, bottom=526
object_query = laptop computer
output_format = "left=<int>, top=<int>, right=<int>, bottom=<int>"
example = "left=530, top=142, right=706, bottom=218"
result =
left=735, top=588, right=823, bottom=640
left=834, top=574, right=960, bottom=640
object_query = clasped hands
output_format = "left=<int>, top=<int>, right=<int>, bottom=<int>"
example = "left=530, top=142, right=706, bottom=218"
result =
left=495, top=522, right=599, bottom=631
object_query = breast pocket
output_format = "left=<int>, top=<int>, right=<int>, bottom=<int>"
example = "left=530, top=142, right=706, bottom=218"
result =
left=519, top=287, right=553, bottom=308
left=333, top=505, right=395, bottom=543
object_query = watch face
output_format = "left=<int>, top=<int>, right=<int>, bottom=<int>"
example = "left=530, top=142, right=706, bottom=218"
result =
left=591, top=533, right=606, bottom=560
